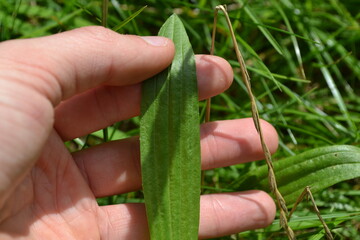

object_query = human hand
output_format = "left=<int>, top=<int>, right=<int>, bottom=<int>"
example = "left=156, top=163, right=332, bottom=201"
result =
left=0, top=26, right=278, bottom=239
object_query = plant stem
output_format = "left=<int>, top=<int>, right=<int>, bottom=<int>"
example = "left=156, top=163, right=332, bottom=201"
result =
left=205, top=8, right=218, bottom=123
left=102, top=0, right=109, bottom=141
left=289, top=186, right=334, bottom=240
left=213, top=5, right=295, bottom=239
left=102, top=0, right=108, bottom=27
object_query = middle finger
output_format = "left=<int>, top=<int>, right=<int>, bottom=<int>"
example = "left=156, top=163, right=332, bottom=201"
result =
left=72, top=119, right=278, bottom=198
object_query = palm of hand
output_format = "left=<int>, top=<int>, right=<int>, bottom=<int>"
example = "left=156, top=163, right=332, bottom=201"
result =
left=1, top=132, right=106, bottom=239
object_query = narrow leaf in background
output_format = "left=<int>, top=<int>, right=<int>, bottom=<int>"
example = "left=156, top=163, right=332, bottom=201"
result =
left=235, top=145, right=360, bottom=205
left=140, top=14, right=201, bottom=240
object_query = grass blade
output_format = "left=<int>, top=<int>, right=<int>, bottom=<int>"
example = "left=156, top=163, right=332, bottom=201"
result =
left=310, top=31, right=358, bottom=135
left=272, top=0, right=306, bottom=79
left=112, top=5, right=147, bottom=32
left=140, top=14, right=201, bottom=240
left=237, top=0, right=284, bottom=56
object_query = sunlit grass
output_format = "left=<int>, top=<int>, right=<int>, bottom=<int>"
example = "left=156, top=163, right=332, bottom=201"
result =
left=1, top=0, right=359, bottom=239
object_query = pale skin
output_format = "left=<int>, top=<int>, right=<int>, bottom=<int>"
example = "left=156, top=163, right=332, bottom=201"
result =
left=0, top=26, right=278, bottom=239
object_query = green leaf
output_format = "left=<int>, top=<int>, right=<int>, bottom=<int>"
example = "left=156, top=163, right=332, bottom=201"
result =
left=237, top=0, right=284, bottom=56
left=140, top=14, right=201, bottom=240
left=235, top=145, right=360, bottom=205
left=112, top=5, right=147, bottom=32
left=267, top=211, right=360, bottom=231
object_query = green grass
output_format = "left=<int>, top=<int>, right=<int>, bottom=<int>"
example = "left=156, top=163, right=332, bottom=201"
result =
left=1, top=0, right=359, bottom=239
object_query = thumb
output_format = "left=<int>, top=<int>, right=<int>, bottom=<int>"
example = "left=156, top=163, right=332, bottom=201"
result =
left=0, top=26, right=175, bottom=104
left=0, top=26, right=174, bottom=204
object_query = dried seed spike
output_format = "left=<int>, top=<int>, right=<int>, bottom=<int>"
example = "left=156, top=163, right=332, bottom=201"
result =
left=290, top=187, right=333, bottom=240
left=289, top=187, right=308, bottom=219
left=305, top=186, right=334, bottom=240
left=210, top=5, right=295, bottom=240
left=306, top=187, right=334, bottom=240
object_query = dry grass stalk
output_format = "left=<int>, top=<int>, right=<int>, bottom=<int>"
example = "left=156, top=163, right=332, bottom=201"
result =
left=207, top=5, right=296, bottom=239
left=289, top=186, right=334, bottom=240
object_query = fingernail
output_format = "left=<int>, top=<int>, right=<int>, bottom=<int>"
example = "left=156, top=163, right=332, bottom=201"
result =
left=141, top=36, right=169, bottom=46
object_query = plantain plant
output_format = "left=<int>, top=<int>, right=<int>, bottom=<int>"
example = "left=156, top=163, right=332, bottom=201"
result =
left=140, top=14, right=201, bottom=240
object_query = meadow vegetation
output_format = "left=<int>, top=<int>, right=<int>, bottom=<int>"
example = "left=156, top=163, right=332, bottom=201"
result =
left=1, top=0, right=359, bottom=239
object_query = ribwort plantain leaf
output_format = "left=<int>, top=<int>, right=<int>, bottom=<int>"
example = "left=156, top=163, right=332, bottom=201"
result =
left=235, top=145, right=360, bottom=205
left=140, top=14, right=200, bottom=240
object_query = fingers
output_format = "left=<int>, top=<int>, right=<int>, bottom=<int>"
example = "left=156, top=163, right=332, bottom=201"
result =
left=97, top=191, right=276, bottom=239
left=0, top=26, right=175, bottom=199
left=200, top=119, right=278, bottom=169
left=198, top=191, right=276, bottom=239
left=195, top=55, right=233, bottom=99
left=0, top=26, right=175, bottom=105
left=72, top=119, right=278, bottom=197
left=54, top=54, right=233, bottom=140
